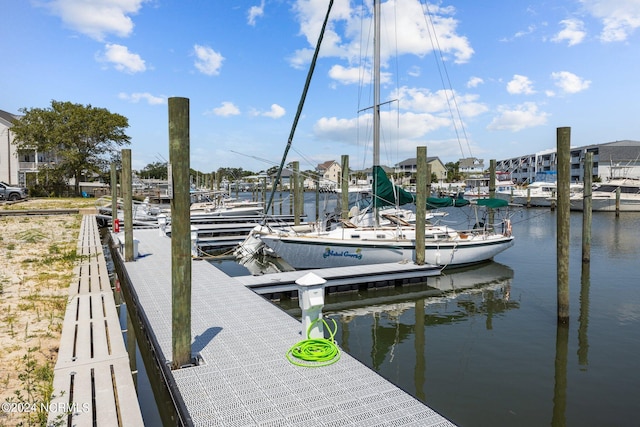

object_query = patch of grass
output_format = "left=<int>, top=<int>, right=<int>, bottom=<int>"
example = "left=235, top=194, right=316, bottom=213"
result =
left=16, top=229, right=47, bottom=244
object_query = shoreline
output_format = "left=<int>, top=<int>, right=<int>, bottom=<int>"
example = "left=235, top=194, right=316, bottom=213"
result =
left=0, top=198, right=96, bottom=426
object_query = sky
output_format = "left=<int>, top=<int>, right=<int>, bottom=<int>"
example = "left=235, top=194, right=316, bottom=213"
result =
left=2, top=0, right=640, bottom=174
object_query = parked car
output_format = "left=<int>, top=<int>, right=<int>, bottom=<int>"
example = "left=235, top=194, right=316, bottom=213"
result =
left=0, top=182, right=28, bottom=201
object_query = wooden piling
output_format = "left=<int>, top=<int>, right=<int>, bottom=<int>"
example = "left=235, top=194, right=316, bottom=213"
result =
left=292, top=161, right=301, bottom=225
left=582, top=152, right=593, bottom=264
left=341, top=155, right=349, bottom=222
left=122, top=149, right=134, bottom=261
left=615, top=187, right=621, bottom=217
left=557, top=127, right=571, bottom=324
left=168, top=97, right=192, bottom=369
left=415, top=147, right=427, bottom=265
left=489, top=159, right=496, bottom=230
left=315, top=173, right=320, bottom=222
left=111, top=162, right=118, bottom=226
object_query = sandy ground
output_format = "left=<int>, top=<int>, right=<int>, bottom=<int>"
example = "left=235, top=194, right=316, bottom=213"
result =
left=0, top=198, right=97, bottom=426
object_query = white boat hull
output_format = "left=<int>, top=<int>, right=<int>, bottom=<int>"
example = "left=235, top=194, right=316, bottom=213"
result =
left=256, top=227, right=514, bottom=269
left=570, top=196, right=640, bottom=211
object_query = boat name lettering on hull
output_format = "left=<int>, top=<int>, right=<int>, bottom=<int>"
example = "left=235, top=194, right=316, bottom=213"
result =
left=322, top=247, right=363, bottom=260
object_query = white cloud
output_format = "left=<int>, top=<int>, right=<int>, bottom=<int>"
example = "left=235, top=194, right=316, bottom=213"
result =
left=99, top=43, right=146, bottom=73
left=580, top=0, right=640, bottom=42
left=313, top=110, right=457, bottom=156
left=248, top=0, right=265, bottom=26
left=506, top=75, right=535, bottom=95
left=290, top=0, right=474, bottom=72
left=552, top=19, right=586, bottom=46
left=394, top=86, right=487, bottom=119
left=467, top=76, right=484, bottom=88
left=211, top=102, right=241, bottom=117
left=328, top=65, right=363, bottom=85
left=118, top=92, right=165, bottom=105
left=487, top=102, right=549, bottom=132
left=551, top=71, right=591, bottom=94
left=193, top=44, right=224, bottom=76
left=45, top=0, right=148, bottom=41
left=254, top=104, right=286, bottom=119
left=328, top=64, right=394, bottom=87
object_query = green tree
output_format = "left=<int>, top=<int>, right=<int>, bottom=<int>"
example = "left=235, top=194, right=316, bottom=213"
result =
left=11, top=100, right=131, bottom=196
left=445, top=161, right=462, bottom=182
left=138, top=161, right=168, bottom=179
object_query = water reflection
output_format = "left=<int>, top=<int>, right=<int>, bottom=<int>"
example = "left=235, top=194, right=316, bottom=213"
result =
left=281, top=262, right=514, bottom=382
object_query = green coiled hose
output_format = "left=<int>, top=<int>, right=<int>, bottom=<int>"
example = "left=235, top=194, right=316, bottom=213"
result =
left=286, top=318, right=341, bottom=367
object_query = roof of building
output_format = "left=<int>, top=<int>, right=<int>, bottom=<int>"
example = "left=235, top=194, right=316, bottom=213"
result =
left=316, top=160, right=338, bottom=171
left=0, top=109, right=19, bottom=127
left=396, top=157, right=444, bottom=166
left=458, top=157, right=484, bottom=168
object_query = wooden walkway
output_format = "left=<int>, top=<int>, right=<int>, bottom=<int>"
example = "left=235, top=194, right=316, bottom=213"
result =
left=48, top=215, right=144, bottom=426
left=118, top=228, right=456, bottom=426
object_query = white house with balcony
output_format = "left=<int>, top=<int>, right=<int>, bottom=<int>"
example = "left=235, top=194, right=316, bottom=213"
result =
left=1, top=108, right=60, bottom=188
left=0, top=109, right=20, bottom=185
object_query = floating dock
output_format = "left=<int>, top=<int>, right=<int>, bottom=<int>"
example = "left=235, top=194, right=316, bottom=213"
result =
left=113, top=228, right=456, bottom=426
left=235, top=262, right=442, bottom=298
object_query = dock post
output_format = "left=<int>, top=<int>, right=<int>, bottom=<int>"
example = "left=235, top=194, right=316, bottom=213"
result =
left=315, top=172, right=320, bottom=221
left=615, top=187, right=621, bottom=217
left=292, top=161, right=301, bottom=225
left=111, top=162, right=118, bottom=228
left=489, top=159, right=496, bottom=230
left=415, top=147, right=427, bottom=265
left=426, top=163, right=432, bottom=197
left=341, top=155, right=349, bottom=222
left=122, top=149, right=134, bottom=261
left=168, top=97, right=192, bottom=369
left=582, top=152, right=593, bottom=264
left=557, top=127, right=571, bottom=324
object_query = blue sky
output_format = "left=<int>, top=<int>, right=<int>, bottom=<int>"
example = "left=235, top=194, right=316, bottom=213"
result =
left=2, top=0, right=640, bottom=173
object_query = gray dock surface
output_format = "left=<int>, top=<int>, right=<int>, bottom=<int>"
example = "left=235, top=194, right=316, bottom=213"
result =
left=121, top=228, right=456, bottom=426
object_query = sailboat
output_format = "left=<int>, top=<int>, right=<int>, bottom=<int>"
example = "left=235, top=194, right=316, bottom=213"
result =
left=236, top=0, right=514, bottom=269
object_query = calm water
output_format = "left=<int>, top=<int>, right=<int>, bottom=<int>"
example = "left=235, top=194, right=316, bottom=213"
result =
left=218, top=195, right=640, bottom=427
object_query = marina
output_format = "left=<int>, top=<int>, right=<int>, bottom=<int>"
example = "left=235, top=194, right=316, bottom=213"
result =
left=109, top=205, right=640, bottom=427
left=265, top=208, right=638, bottom=427
left=110, top=225, right=456, bottom=426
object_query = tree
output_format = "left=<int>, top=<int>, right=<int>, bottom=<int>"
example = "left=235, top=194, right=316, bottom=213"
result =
left=445, top=161, right=462, bottom=182
left=138, top=161, right=168, bottom=180
left=11, top=100, right=131, bottom=196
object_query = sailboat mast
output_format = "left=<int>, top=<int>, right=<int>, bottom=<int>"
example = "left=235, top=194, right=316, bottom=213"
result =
left=373, top=0, right=381, bottom=226
left=373, top=0, right=381, bottom=167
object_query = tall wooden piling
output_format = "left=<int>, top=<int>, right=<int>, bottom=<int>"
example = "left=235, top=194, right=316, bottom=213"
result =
left=557, top=127, right=571, bottom=323
left=292, top=161, right=301, bottom=225
left=615, top=187, right=621, bottom=217
left=415, top=147, right=427, bottom=265
left=122, top=149, right=134, bottom=262
left=168, top=97, right=192, bottom=369
left=111, top=162, right=118, bottom=226
left=315, top=173, right=320, bottom=221
left=341, top=155, right=349, bottom=221
left=489, top=159, right=496, bottom=229
left=582, top=152, right=593, bottom=264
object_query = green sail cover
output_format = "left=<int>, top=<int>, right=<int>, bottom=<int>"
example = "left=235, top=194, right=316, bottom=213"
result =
left=372, top=165, right=416, bottom=208
left=474, top=198, right=509, bottom=208
left=426, top=196, right=470, bottom=208
left=372, top=165, right=471, bottom=210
